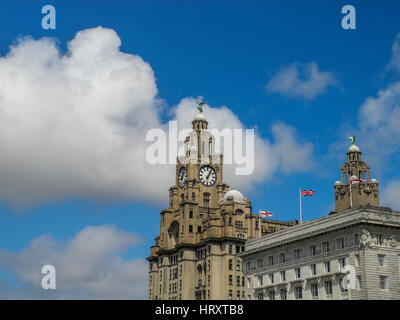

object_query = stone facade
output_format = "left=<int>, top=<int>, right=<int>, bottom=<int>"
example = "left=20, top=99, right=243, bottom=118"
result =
left=240, top=145, right=400, bottom=300
left=147, top=111, right=295, bottom=300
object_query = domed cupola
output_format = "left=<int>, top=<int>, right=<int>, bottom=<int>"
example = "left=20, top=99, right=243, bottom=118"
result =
left=219, top=189, right=247, bottom=205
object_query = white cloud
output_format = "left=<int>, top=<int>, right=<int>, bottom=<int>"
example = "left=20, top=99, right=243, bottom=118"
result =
left=0, top=27, right=314, bottom=209
left=0, top=225, right=148, bottom=299
left=266, top=62, right=336, bottom=99
left=381, top=180, right=400, bottom=210
left=387, top=32, right=400, bottom=72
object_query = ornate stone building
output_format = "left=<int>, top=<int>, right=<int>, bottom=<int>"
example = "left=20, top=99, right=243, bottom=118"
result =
left=241, top=145, right=400, bottom=300
left=147, top=110, right=295, bottom=300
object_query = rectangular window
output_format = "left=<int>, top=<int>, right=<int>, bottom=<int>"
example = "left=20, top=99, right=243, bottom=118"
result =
left=229, top=275, right=233, bottom=286
left=357, top=275, right=362, bottom=290
left=378, top=254, right=385, bottom=267
left=295, top=267, right=301, bottom=279
left=279, top=253, right=286, bottom=263
left=322, top=241, right=330, bottom=253
left=339, top=257, right=346, bottom=269
left=229, top=245, right=232, bottom=254
left=309, top=245, right=316, bottom=256
left=337, top=238, right=345, bottom=250
left=377, top=234, right=384, bottom=246
left=269, top=273, right=274, bottom=284
left=236, top=261, right=241, bottom=271
left=311, top=264, right=317, bottom=275
left=325, top=261, right=331, bottom=273
left=294, top=249, right=301, bottom=260
left=236, top=291, right=240, bottom=300
left=229, top=290, right=233, bottom=300
left=354, top=234, right=359, bottom=245
left=229, top=259, right=233, bottom=270
left=268, top=256, right=274, bottom=266
left=340, top=278, right=348, bottom=293
left=257, top=259, right=263, bottom=268
left=280, top=270, right=286, bottom=282
left=268, top=291, right=275, bottom=300
left=189, top=225, right=193, bottom=233
left=257, top=275, right=263, bottom=287
left=237, top=276, right=240, bottom=286
left=294, top=286, right=302, bottom=299
left=257, top=292, right=263, bottom=300
left=280, top=289, right=287, bottom=300
left=311, top=283, right=318, bottom=297
left=325, top=281, right=333, bottom=295
left=380, top=276, right=387, bottom=290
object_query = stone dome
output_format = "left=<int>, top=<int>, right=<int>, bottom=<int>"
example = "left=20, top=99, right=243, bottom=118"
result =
left=334, top=181, right=341, bottom=185
left=348, top=144, right=361, bottom=152
left=194, top=112, right=207, bottom=121
left=371, top=178, right=378, bottom=183
left=219, top=189, right=247, bottom=205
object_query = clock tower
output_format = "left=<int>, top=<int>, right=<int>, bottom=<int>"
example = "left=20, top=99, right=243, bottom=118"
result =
left=147, top=107, right=296, bottom=300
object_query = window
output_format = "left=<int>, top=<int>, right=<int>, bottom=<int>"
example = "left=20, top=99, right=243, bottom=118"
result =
left=279, top=253, right=286, bottom=263
left=236, top=209, right=243, bottom=216
left=339, top=257, right=346, bottom=269
left=208, top=275, right=210, bottom=286
left=203, top=193, right=210, bottom=207
left=237, top=276, right=240, bottom=286
left=229, top=245, right=232, bottom=254
left=325, top=261, right=331, bottom=273
left=242, top=276, right=245, bottom=287
left=189, top=225, right=193, bottom=233
left=229, top=290, right=233, bottom=300
left=268, top=256, right=274, bottom=266
left=322, top=241, right=330, bottom=253
left=257, top=292, right=263, bottom=300
left=378, top=254, right=386, bottom=267
left=294, top=249, right=301, bottom=260
left=280, top=289, right=287, bottom=300
left=280, top=270, right=286, bottom=281
left=257, top=275, right=263, bottom=287
left=379, top=276, right=387, bottom=290
left=377, top=234, right=384, bottom=246
left=309, top=245, right=316, bottom=256
left=229, top=259, right=233, bottom=270
left=236, top=291, right=240, bottom=300
left=295, top=267, right=301, bottom=279
left=247, top=277, right=251, bottom=288
left=229, top=275, right=233, bottom=285
left=235, top=260, right=240, bottom=271
left=311, top=283, right=318, bottom=297
left=337, top=238, right=345, bottom=250
left=192, top=192, right=195, bottom=201
left=294, top=286, right=302, bottom=299
left=268, top=291, right=275, bottom=300
left=325, top=281, right=333, bottom=295
left=189, top=210, right=193, bottom=219
left=311, top=264, right=317, bottom=275
left=235, top=221, right=243, bottom=229
left=198, top=226, right=201, bottom=233
left=354, top=234, right=359, bottom=245
left=257, top=259, right=263, bottom=268
left=269, top=273, right=274, bottom=284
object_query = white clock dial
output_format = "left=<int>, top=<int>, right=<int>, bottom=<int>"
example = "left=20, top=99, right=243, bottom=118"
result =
left=178, top=167, right=187, bottom=188
left=199, top=165, right=217, bottom=186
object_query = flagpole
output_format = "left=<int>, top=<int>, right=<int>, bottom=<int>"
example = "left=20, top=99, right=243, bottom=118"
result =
left=349, top=180, right=353, bottom=208
left=299, top=188, right=303, bottom=224
left=258, top=210, right=261, bottom=238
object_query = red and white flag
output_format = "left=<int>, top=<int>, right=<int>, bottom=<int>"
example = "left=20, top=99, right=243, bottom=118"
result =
left=351, top=178, right=366, bottom=184
left=259, top=210, right=273, bottom=217
left=300, top=189, right=315, bottom=196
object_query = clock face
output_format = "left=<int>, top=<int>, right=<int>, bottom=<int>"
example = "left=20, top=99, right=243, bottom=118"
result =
left=178, top=167, right=187, bottom=188
left=199, top=165, right=217, bottom=186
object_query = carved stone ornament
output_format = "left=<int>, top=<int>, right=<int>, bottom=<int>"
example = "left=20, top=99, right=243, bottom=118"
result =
left=360, top=230, right=372, bottom=248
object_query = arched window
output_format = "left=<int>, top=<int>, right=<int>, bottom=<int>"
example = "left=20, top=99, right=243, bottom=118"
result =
left=236, top=209, right=244, bottom=216
left=203, top=193, right=210, bottom=207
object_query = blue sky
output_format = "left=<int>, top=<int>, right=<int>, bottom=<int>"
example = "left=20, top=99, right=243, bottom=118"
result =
left=1, top=0, right=400, bottom=298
